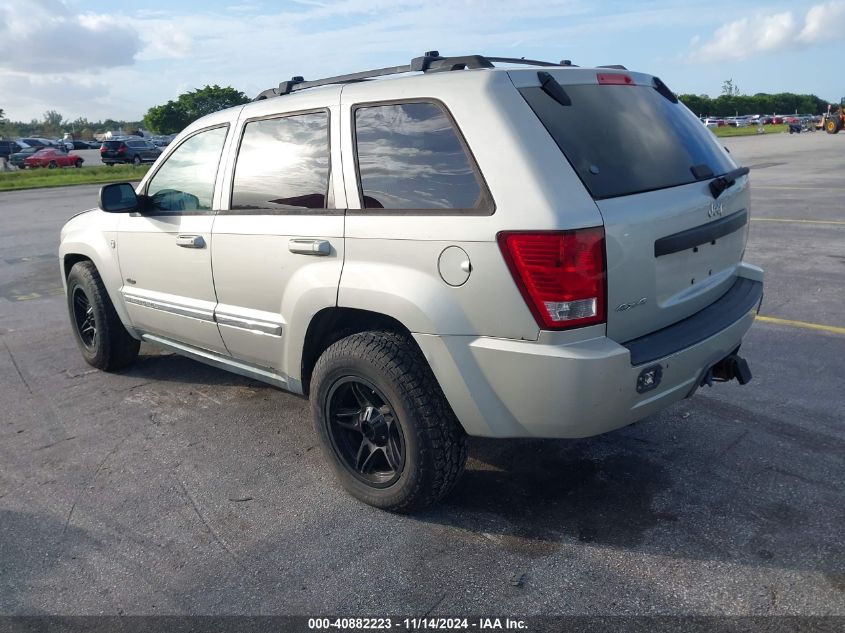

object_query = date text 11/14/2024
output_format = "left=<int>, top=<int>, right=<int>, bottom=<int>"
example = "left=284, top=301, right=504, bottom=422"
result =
left=307, top=618, right=528, bottom=630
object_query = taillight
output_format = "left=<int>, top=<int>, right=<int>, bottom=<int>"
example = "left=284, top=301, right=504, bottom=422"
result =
left=99, top=146, right=106, bottom=153
left=117, top=146, right=126, bottom=154
left=597, top=73, right=634, bottom=85
left=498, top=228, right=606, bottom=330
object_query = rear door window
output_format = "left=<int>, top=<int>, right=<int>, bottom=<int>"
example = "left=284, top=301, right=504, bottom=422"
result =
left=353, top=101, right=489, bottom=211
left=519, top=81, right=736, bottom=199
left=231, top=111, right=330, bottom=210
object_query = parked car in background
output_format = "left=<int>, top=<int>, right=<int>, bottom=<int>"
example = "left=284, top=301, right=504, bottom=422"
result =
left=0, top=140, right=22, bottom=159
left=69, top=140, right=92, bottom=150
left=17, top=137, right=56, bottom=149
left=100, top=139, right=161, bottom=166
left=729, top=117, right=752, bottom=127
left=23, top=148, right=83, bottom=169
left=8, top=146, right=42, bottom=168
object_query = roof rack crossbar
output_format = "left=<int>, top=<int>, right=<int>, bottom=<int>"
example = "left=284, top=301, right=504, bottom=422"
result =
left=485, top=57, right=561, bottom=68
left=254, top=52, right=573, bottom=100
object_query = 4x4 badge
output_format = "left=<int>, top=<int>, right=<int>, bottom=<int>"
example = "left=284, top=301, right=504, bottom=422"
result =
left=615, top=297, right=647, bottom=312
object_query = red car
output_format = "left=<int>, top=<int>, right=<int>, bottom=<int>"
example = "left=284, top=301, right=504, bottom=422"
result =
left=23, top=148, right=84, bottom=169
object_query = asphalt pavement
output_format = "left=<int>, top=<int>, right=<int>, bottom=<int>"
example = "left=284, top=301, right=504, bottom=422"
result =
left=0, top=131, right=843, bottom=616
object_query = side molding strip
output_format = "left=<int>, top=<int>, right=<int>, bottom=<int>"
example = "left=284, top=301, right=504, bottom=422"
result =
left=215, top=313, right=283, bottom=336
left=123, top=293, right=215, bottom=322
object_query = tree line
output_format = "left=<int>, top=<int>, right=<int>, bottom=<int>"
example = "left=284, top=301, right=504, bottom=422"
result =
left=0, top=108, right=144, bottom=140
left=0, top=85, right=250, bottom=139
left=678, top=92, right=831, bottom=118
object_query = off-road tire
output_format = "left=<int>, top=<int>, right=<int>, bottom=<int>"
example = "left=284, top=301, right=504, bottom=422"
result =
left=311, top=331, right=467, bottom=512
left=66, top=261, right=139, bottom=371
left=826, top=117, right=842, bottom=134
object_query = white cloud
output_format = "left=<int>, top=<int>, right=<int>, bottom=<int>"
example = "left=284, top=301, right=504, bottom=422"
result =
left=799, top=1, right=845, bottom=43
left=0, top=0, right=141, bottom=73
left=689, top=1, right=845, bottom=62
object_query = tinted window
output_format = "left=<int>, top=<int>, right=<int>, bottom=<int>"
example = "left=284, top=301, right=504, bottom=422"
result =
left=232, top=112, right=329, bottom=210
left=103, top=141, right=122, bottom=149
left=354, top=102, right=485, bottom=210
left=147, top=126, right=228, bottom=212
left=519, top=83, right=735, bottom=199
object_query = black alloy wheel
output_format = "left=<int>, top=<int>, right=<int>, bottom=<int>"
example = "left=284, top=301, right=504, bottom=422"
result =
left=72, top=286, right=97, bottom=351
left=325, top=377, right=406, bottom=487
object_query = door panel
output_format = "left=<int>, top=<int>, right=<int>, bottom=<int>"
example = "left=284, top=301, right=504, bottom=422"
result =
left=211, top=218, right=344, bottom=369
left=118, top=214, right=227, bottom=353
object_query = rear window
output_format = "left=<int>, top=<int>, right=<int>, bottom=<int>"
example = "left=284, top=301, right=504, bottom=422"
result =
left=519, top=82, right=735, bottom=199
left=354, top=102, right=489, bottom=211
left=103, top=141, right=122, bottom=149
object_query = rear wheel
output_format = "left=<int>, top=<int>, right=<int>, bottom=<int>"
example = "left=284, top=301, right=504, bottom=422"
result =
left=133, top=155, right=142, bottom=166
left=311, top=331, right=467, bottom=512
left=66, top=261, right=139, bottom=371
left=48, top=161, right=57, bottom=169
left=105, top=162, right=113, bottom=167
left=74, top=159, right=83, bottom=168
left=826, top=116, right=842, bottom=134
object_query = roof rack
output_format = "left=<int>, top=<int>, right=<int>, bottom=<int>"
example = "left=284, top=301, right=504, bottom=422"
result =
left=254, top=51, right=577, bottom=100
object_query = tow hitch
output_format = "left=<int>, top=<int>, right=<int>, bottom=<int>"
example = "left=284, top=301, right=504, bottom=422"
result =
left=700, top=353, right=752, bottom=387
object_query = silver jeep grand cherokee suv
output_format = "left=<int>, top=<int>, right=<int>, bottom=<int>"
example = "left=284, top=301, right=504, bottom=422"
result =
left=59, top=53, right=763, bottom=511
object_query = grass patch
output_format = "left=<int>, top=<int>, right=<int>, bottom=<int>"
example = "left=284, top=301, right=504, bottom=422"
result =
left=711, top=124, right=789, bottom=137
left=0, top=164, right=149, bottom=192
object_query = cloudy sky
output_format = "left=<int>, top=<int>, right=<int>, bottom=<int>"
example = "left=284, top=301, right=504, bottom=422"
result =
left=1, top=0, right=843, bottom=122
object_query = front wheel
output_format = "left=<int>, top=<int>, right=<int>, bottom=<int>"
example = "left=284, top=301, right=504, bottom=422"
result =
left=48, top=161, right=57, bottom=169
left=311, top=331, right=467, bottom=512
left=66, top=261, right=140, bottom=371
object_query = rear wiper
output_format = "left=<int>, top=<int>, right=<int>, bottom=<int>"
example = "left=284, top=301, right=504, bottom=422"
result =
left=709, top=166, right=750, bottom=199
left=537, top=71, right=571, bottom=106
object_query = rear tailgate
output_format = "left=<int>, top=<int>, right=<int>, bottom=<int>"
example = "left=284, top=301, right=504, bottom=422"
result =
left=101, top=141, right=121, bottom=158
left=597, top=178, right=749, bottom=342
left=511, top=68, right=750, bottom=343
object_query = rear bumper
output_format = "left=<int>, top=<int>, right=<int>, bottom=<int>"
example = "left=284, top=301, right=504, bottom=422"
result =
left=414, top=270, right=763, bottom=439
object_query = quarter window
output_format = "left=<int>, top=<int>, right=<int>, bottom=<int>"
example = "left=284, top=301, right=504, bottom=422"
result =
left=147, top=126, right=228, bottom=212
left=232, top=112, right=330, bottom=210
left=354, top=102, right=486, bottom=210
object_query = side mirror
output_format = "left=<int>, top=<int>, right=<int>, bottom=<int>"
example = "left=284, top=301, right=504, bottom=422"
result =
left=99, top=183, right=138, bottom=213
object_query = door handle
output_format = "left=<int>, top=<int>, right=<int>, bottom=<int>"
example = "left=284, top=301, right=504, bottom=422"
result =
left=288, top=239, right=331, bottom=256
left=176, top=234, right=205, bottom=249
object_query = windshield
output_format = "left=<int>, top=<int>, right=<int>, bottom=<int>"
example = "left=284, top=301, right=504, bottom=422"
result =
left=519, top=82, right=736, bottom=199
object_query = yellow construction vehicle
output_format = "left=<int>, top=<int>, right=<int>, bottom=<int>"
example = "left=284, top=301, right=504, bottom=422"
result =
left=824, top=98, right=844, bottom=134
